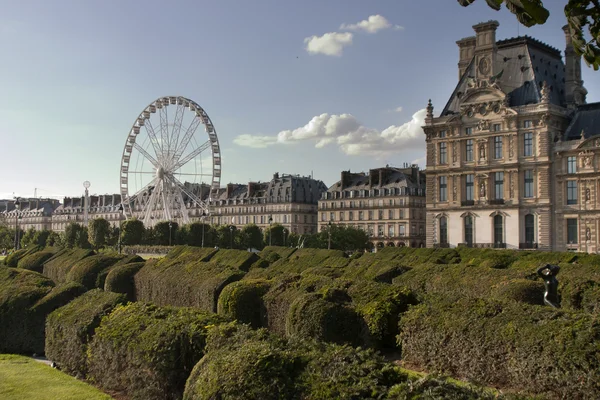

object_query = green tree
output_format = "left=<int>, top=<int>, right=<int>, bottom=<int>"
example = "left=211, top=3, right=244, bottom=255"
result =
left=46, top=231, right=62, bottom=247
left=88, top=218, right=111, bottom=249
left=185, top=222, right=214, bottom=247
left=20, top=227, right=37, bottom=248
left=458, top=0, right=600, bottom=69
left=154, top=221, right=178, bottom=246
left=33, top=229, right=50, bottom=247
left=0, top=224, right=15, bottom=250
left=263, top=223, right=286, bottom=247
left=216, top=225, right=237, bottom=249
left=63, top=223, right=91, bottom=249
left=121, top=218, right=145, bottom=245
left=239, top=224, right=264, bottom=250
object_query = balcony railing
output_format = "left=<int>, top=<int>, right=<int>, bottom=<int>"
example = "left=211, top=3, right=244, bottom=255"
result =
left=461, top=200, right=475, bottom=206
left=489, top=199, right=505, bottom=205
left=458, top=242, right=506, bottom=249
left=519, top=242, right=538, bottom=249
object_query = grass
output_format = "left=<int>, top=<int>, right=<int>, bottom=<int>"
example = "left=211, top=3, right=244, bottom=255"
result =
left=138, top=253, right=166, bottom=260
left=0, top=255, right=5, bottom=262
left=0, top=354, right=112, bottom=400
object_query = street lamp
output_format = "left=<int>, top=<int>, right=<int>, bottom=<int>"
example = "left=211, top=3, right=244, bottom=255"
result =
left=229, top=225, right=234, bottom=249
left=14, top=198, right=21, bottom=250
left=283, top=228, right=287, bottom=247
left=268, top=215, right=273, bottom=246
left=169, top=221, right=173, bottom=247
left=118, top=204, right=124, bottom=254
left=327, top=220, right=332, bottom=250
left=201, top=211, right=207, bottom=248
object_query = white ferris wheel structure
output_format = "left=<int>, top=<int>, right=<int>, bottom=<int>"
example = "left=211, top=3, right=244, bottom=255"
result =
left=119, top=96, right=221, bottom=227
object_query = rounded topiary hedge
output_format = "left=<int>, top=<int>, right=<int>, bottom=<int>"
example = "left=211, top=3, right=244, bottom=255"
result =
left=103, top=261, right=145, bottom=301
left=217, top=279, right=271, bottom=328
left=17, top=250, right=55, bottom=273
left=43, top=248, right=95, bottom=283
left=0, top=266, right=54, bottom=353
left=286, top=292, right=364, bottom=346
left=4, top=248, right=34, bottom=268
left=45, top=289, right=127, bottom=377
left=87, top=302, right=227, bottom=400
left=400, top=296, right=600, bottom=398
left=65, top=253, right=127, bottom=290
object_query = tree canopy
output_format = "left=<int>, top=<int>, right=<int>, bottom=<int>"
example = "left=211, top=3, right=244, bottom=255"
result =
left=458, top=0, right=600, bottom=70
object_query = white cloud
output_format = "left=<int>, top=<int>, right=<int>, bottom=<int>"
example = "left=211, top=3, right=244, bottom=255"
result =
left=340, top=15, right=402, bottom=34
left=234, top=109, right=426, bottom=159
left=304, top=32, right=353, bottom=56
left=394, top=106, right=403, bottom=113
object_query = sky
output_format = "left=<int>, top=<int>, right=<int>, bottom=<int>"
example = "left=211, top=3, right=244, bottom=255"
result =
left=1, top=0, right=599, bottom=200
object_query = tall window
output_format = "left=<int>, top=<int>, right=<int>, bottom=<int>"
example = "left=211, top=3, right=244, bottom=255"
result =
left=439, top=142, right=447, bottom=164
left=399, top=224, right=406, bottom=236
left=494, top=215, right=504, bottom=246
left=567, top=180, right=578, bottom=205
left=494, top=136, right=503, bottom=159
left=330, top=212, right=334, bottom=221
left=388, top=225, right=395, bottom=237
left=523, top=120, right=533, bottom=128
left=339, top=212, right=344, bottom=221
left=349, top=211, right=354, bottom=221
left=525, top=214, right=535, bottom=244
left=492, top=123, right=501, bottom=132
left=378, top=210, right=384, bottom=220
left=388, top=210, right=394, bottom=219
left=465, top=139, right=473, bottom=162
left=439, top=217, right=448, bottom=245
left=524, top=132, right=533, bottom=156
left=495, top=172, right=504, bottom=199
left=567, top=156, right=577, bottom=174
left=465, top=127, right=472, bottom=135
left=567, top=218, right=578, bottom=244
left=439, top=176, right=448, bottom=201
left=440, top=130, right=447, bottom=138
left=524, top=170, right=534, bottom=198
left=465, top=174, right=474, bottom=201
left=464, top=215, right=473, bottom=245
left=358, top=211, right=364, bottom=220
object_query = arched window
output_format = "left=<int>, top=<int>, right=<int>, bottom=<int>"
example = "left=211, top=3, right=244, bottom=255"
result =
left=439, top=216, right=448, bottom=245
left=494, top=214, right=504, bottom=247
left=525, top=214, right=535, bottom=245
left=464, top=215, right=473, bottom=246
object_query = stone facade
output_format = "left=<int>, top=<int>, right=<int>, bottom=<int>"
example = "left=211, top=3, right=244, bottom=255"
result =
left=425, top=20, right=599, bottom=252
left=318, top=165, right=426, bottom=249
left=1, top=198, right=60, bottom=232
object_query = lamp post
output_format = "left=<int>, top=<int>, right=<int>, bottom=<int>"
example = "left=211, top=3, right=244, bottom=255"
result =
left=14, top=198, right=21, bottom=250
left=327, top=220, right=332, bottom=250
left=201, top=211, right=207, bottom=248
left=118, top=204, right=123, bottom=254
left=169, top=221, right=173, bottom=247
left=283, top=228, right=287, bottom=247
left=268, top=215, right=273, bottom=246
left=229, top=225, right=234, bottom=249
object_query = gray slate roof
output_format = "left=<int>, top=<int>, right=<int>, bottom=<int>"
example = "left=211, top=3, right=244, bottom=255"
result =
left=564, top=102, right=600, bottom=141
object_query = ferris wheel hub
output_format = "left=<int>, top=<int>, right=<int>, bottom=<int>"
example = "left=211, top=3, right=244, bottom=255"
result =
left=156, top=166, right=165, bottom=179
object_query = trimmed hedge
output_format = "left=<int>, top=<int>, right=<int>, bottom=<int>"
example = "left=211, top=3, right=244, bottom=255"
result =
left=207, top=248, right=259, bottom=271
left=87, top=302, right=226, bottom=400
left=4, top=248, right=29, bottom=267
left=17, top=250, right=56, bottom=273
left=246, top=248, right=349, bottom=280
left=43, top=248, right=95, bottom=283
left=45, top=289, right=127, bottom=377
left=400, top=296, right=600, bottom=398
left=65, top=253, right=127, bottom=290
left=217, top=279, right=271, bottom=328
left=0, top=266, right=54, bottom=353
left=134, top=246, right=246, bottom=312
left=103, top=261, right=145, bottom=301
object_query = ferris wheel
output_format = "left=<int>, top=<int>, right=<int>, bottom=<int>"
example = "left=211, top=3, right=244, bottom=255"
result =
left=119, top=96, right=221, bottom=226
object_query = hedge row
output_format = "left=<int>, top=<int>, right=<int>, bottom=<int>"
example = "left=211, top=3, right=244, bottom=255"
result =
left=65, top=253, right=131, bottom=290
left=43, top=248, right=95, bottom=283
left=183, top=322, right=510, bottom=400
left=17, top=250, right=56, bottom=272
left=400, top=296, right=600, bottom=399
left=103, top=261, right=146, bottom=301
left=246, top=248, right=349, bottom=280
left=4, top=245, right=43, bottom=268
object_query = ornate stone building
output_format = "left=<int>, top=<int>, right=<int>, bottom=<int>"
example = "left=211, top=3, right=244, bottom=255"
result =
left=425, top=20, right=598, bottom=252
left=52, top=194, right=123, bottom=232
left=1, top=198, right=60, bottom=232
left=209, top=173, right=327, bottom=234
left=318, top=165, right=426, bottom=249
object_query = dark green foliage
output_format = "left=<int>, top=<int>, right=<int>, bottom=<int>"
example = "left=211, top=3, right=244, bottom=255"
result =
left=120, top=218, right=145, bottom=245
left=45, top=289, right=127, bottom=377
left=0, top=266, right=54, bottom=353
left=387, top=374, right=508, bottom=400
left=286, top=292, right=364, bottom=346
left=490, top=278, right=545, bottom=305
left=259, top=245, right=297, bottom=262
left=17, top=250, right=55, bottom=272
left=103, top=262, right=145, bottom=301
left=65, top=253, right=127, bottom=290
left=399, top=297, right=600, bottom=398
left=88, top=218, right=111, bottom=249
left=153, top=221, right=179, bottom=245
left=63, top=222, right=91, bottom=249
left=134, top=246, right=246, bottom=312
left=246, top=248, right=348, bottom=279
left=4, top=248, right=29, bottom=267
left=42, top=248, right=95, bottom=283
left=239, top=223, right=264, bottom=250
left=217, top=279, right=271, bottom=328
left=87, top=302, right=226, bottom=400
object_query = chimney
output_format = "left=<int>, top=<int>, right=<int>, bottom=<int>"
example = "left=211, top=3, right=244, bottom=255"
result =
left=563, top=25, right=587, bottom=108
left=369, top=169, right=379, bottom=187
left=472, top=20, right=499, bottom=79
left=273, top=172, right=279, bottom=180
left=226, top=183, right=234, bottom=198
left=456, top=36, right=476, bottom=79
left=340, top=171, right=352, bottom=190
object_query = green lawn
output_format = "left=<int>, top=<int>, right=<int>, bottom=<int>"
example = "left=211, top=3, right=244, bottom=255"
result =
left=0, top=354, right=112, bottom=400
left=0, top=255, right=5, bottom=262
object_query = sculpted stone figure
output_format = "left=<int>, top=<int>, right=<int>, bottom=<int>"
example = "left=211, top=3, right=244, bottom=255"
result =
left=537, top=264, right=560, bottom=308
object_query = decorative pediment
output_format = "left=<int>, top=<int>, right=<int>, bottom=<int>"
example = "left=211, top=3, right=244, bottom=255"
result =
left=577, top=137, right=600, bottom=150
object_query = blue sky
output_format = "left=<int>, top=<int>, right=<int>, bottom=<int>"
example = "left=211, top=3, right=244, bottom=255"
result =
left=1, top=0, right=599, bottom=200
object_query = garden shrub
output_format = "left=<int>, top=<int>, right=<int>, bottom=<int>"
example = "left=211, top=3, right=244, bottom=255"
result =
left=387, top=374, right=511, bottom=400
left=0, top=266, right=54, bottom=353
left=43, top=248, right=95, bottom=283
left=478, top=251, right=520, bottom=269
left=399, top=296, right=600, bottom=398
left=286, top=292, right=364, bottom=346
left=207, top=248, right=260, bottom=271
left=45, top=289, right=127, bottom=377
left=217, top=279, right=271, bottom=328
left=65, top=253, right=128, bottom=290
left=4, top=246, right=43, bottom=267
left=246, top=248, right=348, bottom=280
left=17, top=250, right=55, bottom=272
left=489, top=278, right=544, bottom=306
left=259, top=246, right=296, bottom=263
left=87, top=302, right=226, bottom=400
left=134, top=246, right=246, bottom=312
left=103, top=261, right=145, bottom=301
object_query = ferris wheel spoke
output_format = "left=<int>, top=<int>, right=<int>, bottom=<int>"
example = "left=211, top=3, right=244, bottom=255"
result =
left=160, top=179, right=172, bottom=222
left=170, top=104, right=186, bottom=155
left=133, top=143, right=160, bottom=168
left=159, top=105, right=170, bottom=158
left=173, top=172, right=213, bottom=177
left=142, top=180, right=161, bottom=226
left=167, top=174, right=208, bottom=211
left=174, top=186, right=191, bottom=224
left=172, top=116, right=203, bottom=165
left=172, top=140, right=211, bottom=171
left=144, top=119, right=164, bottom=164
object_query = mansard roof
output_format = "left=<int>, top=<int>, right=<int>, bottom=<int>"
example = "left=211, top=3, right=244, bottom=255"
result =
left=327, top=167, right=425, bottom=193
left=564, top=102, right=600, bottom=141
left=442, top=36, right=566, bottom=116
